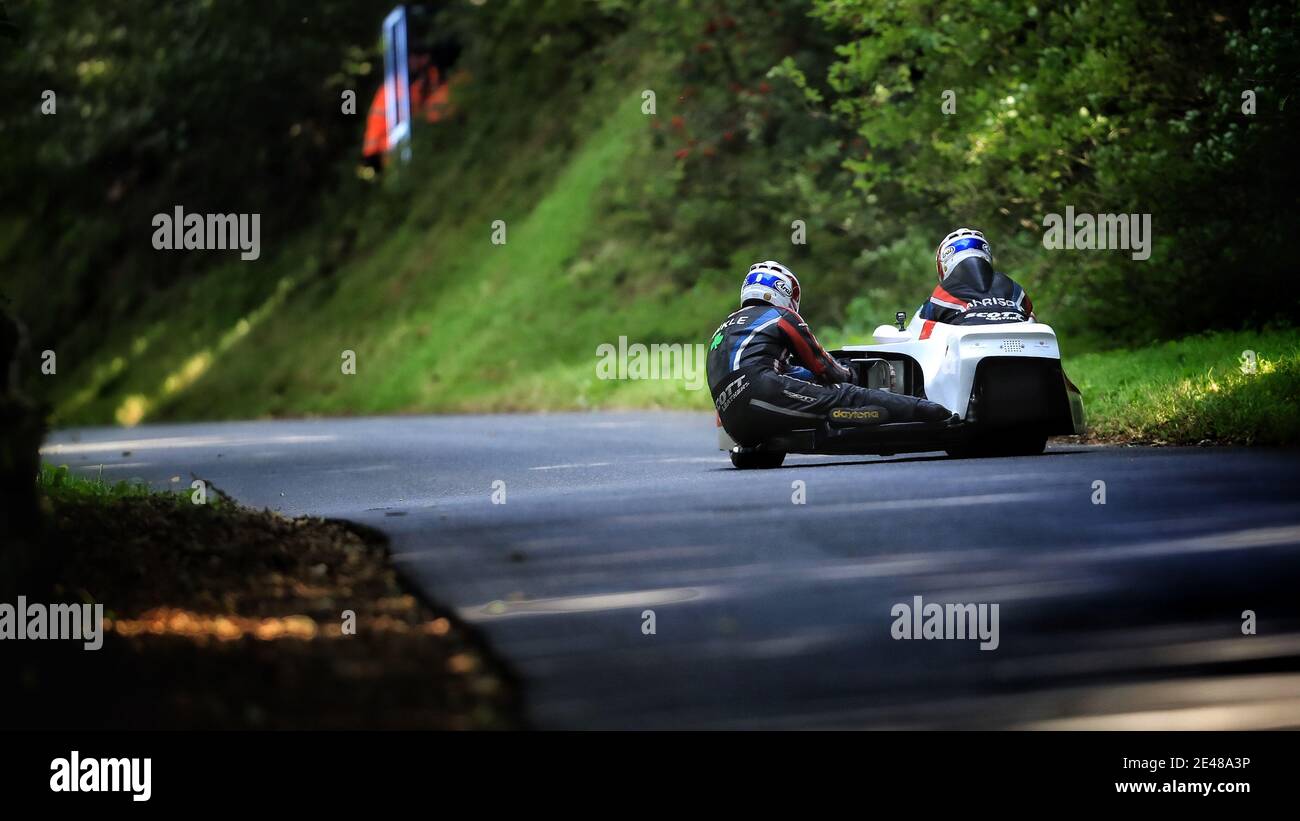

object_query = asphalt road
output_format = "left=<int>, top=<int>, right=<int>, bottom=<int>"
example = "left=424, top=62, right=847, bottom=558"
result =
left=42, top=413, right=1300, bottom=729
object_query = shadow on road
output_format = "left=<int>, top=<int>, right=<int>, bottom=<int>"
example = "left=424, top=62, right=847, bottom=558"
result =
left=708, top=448, right=1093, bottom=471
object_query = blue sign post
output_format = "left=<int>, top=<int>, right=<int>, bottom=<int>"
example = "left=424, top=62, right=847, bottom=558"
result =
left=382, top=5, right=411, bottom=163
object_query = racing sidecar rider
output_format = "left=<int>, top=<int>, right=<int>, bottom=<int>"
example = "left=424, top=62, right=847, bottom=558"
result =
left=919, top=229, right=1036, bottom=328
left=707, top=260, right=955, bottom=446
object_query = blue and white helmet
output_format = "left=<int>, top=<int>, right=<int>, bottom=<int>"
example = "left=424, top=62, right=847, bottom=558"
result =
left=740, top=260, right=801, bottom=313
left=936, top=228, right=992, bottom=281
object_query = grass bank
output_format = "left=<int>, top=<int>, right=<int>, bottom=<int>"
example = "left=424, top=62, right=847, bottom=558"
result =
left=1068, top=328, right=1300, bottom=446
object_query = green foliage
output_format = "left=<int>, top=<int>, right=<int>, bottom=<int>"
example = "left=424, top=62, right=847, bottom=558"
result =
left=38, top=463, right=191, bottom=503
left=1070, top=327, right=1300, bottom=445
left=4, top=0, right=1297, bottom=435
left=0, top=0, right=391, bottom=349
left=620, top=1, right=870, bottom=322
left=807, top=0, right=1300, bottom=342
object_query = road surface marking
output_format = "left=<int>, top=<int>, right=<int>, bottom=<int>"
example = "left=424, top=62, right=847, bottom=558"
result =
left=598, top=491, right=1053, bottom=527
left=73, top=462, right=153, bottom=471
left=1055, top=524, right=1300, bottom=562
left=640, top=457, right=730, bottom=464
left=1019, top=698, right=1300, bottom=731
left=41, top=433, right=335, bottom=455
left=461, top=585, right=719, bottom=620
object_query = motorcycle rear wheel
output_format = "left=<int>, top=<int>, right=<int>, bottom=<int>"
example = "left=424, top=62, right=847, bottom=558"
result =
left=730, top=448, right=787, bottom=469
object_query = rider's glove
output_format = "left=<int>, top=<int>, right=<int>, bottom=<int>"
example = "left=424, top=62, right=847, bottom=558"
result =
left=833, top=358, right=862, bottom=386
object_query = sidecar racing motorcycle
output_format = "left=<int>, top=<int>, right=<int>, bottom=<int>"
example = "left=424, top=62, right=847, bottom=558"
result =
left=719, top=313, right=1086, bottom=468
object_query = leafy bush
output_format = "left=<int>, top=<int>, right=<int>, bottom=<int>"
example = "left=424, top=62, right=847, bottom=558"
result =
left=0, top=1, right=394, bottom=354
left=803, top=0, right=1299, bottom=344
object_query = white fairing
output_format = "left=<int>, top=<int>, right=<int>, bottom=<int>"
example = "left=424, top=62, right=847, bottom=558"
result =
left=871, top=324, right=910, bottom=343
left=846, top=314, right=1063, bottom=420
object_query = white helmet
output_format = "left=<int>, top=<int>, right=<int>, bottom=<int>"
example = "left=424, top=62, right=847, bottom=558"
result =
left=935, top=228, right=992, bottom=281
left=740, top=260, right=801, bottom=312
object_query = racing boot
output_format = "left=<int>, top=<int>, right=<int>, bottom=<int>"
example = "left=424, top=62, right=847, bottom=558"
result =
left=830, top=385, right=954, bottom=425
left=913, top=399, right=957, bottom=424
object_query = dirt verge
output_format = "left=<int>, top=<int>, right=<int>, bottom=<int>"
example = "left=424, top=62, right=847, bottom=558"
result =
left=4, top=490, right=524, bottom=730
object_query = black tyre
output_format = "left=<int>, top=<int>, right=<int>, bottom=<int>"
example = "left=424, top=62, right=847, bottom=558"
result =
left=729, top=448, right=786, bottom=469
left=1003, top=432, right=1049, bottom=456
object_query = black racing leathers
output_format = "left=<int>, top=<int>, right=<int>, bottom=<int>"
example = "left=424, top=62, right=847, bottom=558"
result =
left=918, top=257, right=1035, bottom=326
left=707, top=301, right=951, bottom=446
